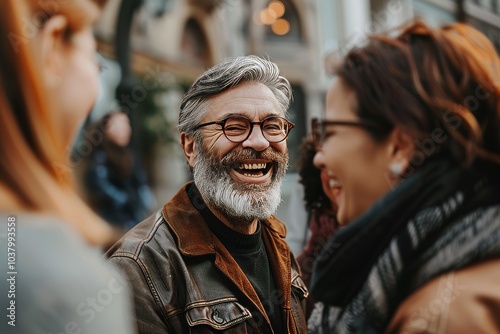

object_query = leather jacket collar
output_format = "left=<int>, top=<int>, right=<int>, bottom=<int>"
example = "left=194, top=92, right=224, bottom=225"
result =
left=163, top=182, right=287, bottom=257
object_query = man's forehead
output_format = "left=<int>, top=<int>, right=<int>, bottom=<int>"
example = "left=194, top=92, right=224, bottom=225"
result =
left=200, top=84, right=282, bottom=120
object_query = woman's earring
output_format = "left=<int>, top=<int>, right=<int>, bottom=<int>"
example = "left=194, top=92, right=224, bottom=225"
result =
left=389, top=162, right=404, bottom=177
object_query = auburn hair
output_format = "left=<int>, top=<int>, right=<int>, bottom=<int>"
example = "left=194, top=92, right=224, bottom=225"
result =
left=0, top=0, right=113, bottom=246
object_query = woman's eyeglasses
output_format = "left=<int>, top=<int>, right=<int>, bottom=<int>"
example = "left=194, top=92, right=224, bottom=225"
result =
left=194, top=115, right=295, bottom=143
left=311, top=117, right=378, bottom=150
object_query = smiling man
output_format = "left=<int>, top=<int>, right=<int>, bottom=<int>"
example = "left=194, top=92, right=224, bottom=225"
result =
left=107, top=56, right=308, bottom=333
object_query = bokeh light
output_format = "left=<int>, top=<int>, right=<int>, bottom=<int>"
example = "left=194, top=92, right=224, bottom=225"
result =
left=260, top=8, right=277, bottom=25
left=272, top=18, right=290, bottom=35
left=269, top=1, right=285, bottom=18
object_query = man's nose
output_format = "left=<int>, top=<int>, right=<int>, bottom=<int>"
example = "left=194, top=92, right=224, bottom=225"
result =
left=241, top=125, right=270, bottom=151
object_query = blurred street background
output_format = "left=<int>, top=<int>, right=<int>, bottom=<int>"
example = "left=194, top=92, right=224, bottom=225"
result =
left=75, top=0, right=500, bottom=254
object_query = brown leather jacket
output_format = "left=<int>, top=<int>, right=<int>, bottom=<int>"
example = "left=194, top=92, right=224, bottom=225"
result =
left=107, top=183, right=308, bottom=333
left=386, top=258, right=500, bottom=334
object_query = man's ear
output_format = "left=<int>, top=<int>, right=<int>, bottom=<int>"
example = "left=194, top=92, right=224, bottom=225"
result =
left=387, top=126, right=415, bottom=171
left=38, top=15, right=69, bottom=89
left=180, top=132, right=196, bottom=167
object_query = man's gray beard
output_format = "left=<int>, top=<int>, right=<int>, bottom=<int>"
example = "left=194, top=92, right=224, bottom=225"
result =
left=193, top=143, right=288, bottom=224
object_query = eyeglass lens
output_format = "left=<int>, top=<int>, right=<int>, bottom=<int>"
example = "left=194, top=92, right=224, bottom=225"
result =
left=224, top=116, right=290, bottom=143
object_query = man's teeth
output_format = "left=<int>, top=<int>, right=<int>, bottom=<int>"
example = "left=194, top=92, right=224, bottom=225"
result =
left=329, top=178, right=342, bottom=188
left=239, top=163, right=267, bottom=170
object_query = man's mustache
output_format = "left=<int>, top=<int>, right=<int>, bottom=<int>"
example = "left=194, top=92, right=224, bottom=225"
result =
left=220, top=147, right=288, bottom=167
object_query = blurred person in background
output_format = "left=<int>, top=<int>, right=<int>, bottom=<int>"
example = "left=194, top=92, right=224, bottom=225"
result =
left=0, top=0, right=135, bottom=333
left=308, top=20, right=500, bottom=333
left=84, top=111, right=156, bottom=231
left=107, top=55, right=308, bottom=333
left=294, top=137, right=339, bottom=319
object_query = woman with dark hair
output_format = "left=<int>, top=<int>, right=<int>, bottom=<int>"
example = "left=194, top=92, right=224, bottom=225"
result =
left=309, top=20, right=500, bottom=333
left=295, top=137, right=339, bottom=318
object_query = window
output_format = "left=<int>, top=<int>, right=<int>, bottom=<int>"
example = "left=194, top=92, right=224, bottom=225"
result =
left=286, top=85, right=307, bottom=172
left=181, top=18, right=211, bottom=67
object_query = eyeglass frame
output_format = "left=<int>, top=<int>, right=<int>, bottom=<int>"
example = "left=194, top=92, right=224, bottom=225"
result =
left=193, top=114, right=295, bottom=143
left=311, top=117, right=379, bottom=150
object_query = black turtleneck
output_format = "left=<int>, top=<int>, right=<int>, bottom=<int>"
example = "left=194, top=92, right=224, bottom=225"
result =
left=187, top=183, right=285, bottom=333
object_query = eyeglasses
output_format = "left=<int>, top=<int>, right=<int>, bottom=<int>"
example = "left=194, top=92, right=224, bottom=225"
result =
left=194, top=115, right=295, bottom=143
left=311, top=117, right=378, bottom=150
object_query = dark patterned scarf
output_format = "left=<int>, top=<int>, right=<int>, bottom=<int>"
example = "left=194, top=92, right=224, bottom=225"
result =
left=308, top=158, right=500, bottom=333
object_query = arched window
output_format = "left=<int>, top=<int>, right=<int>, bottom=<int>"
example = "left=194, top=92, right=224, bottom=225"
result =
left=258, top=0, right=303, bottom=43
left=286, top=85, right=306, bottom=171
left=181, top=18, right=211, bottom=67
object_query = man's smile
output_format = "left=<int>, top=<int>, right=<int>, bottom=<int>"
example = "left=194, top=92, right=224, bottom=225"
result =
left=230, top=159, right=274, bottom=184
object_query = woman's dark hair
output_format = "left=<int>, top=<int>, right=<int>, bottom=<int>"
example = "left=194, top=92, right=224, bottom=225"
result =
left=297, top=137, right=332, bottom=213
left=336, top=20, right=500, bottom=167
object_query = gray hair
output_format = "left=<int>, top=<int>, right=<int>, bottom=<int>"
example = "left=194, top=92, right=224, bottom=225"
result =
left=178, top=55, right=292, bottom=138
